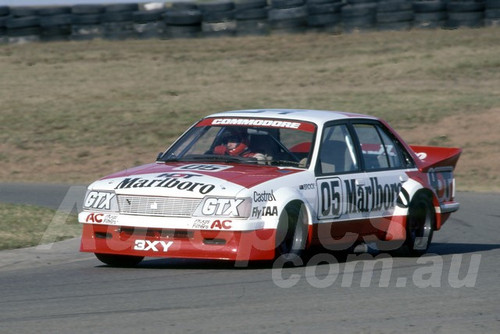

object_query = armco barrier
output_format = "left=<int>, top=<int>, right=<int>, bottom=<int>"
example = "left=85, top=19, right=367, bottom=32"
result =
left=0, top=0, right=498, bottom=44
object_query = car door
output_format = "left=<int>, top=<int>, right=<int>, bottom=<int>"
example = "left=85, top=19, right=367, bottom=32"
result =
left=315, top=120, right=415, bottom=247
left=351, top=121, right=417, bottom=216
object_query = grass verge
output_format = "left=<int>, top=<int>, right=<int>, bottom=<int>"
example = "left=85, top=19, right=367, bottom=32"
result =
left=0, top=203, right=80, bottom=250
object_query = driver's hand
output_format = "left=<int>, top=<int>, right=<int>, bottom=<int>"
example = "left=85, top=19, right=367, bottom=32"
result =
left=253, top=153, right=269, bottom=164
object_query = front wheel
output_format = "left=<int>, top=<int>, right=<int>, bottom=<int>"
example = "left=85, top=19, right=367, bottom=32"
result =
left=403, top=193, right=435, bottom=257
left=275, top=202, right=309, bottom=263
left=95, top=253, right=144, bottom=267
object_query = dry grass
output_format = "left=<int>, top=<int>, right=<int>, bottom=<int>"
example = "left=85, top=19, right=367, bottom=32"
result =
left=0, top=203, right=80, bottom=250
left=0, top=28, right=499, bottom=191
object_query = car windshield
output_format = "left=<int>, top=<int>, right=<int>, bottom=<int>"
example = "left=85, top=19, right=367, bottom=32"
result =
left=160, top=117, right=317, bottom=168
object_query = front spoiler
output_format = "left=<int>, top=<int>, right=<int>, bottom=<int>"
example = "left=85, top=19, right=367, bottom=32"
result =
left=80, top=224, right=277, bottom=261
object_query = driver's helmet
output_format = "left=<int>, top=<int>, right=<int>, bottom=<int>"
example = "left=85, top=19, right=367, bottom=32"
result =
left=216, top=129, right=249, bottom=156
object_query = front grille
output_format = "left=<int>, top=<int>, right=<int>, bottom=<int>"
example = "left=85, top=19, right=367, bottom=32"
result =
left=117, top=195, right=201, bottom=217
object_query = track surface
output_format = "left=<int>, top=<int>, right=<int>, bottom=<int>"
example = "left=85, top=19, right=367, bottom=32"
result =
left=0, top=185, right=499, bottom=333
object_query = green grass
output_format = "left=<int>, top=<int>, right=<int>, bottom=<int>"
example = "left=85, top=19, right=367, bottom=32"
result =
left=0, top=203, right=81, bottom=250
left=0, top=28, right=499, bottom=188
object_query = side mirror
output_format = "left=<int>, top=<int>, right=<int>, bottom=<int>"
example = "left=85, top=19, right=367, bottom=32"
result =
left=156, top=152, right=163, bottom=161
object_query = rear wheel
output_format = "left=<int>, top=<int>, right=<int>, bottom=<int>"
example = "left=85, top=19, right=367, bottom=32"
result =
left=404, top=193, right=435, bottom=256
left=275, top=202, right=309, bottom=263
left=95, top=253, right=144, bottom=267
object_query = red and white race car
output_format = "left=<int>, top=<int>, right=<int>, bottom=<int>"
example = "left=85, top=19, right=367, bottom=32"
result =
left=79, top=109, right=461, bottom=266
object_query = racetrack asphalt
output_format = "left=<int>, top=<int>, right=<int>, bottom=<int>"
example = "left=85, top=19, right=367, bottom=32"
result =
left=0, top=184, right=499, bottom=333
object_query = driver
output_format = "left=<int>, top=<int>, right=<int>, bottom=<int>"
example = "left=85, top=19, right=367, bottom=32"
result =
left=213, top=131, right=267, bottom=162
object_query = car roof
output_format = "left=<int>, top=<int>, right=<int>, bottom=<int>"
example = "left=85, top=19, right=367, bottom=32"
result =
left=205, top=109, right=378, bottom=124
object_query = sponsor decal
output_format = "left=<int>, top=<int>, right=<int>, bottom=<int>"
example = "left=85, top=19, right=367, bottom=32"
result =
left=428, top=168, right=454, bottom=202
left=416, top=152, right=427, bottom=160
left=202, top=198, right=244, bottom=216
left=84, top=191, right=114, bottom=210
left=86, top=213, right=103, bottom=223
left=134, top=240, right=173, bottom=252
left=196, top=118, right=316, bottom=132
left=85, top=213, right=118, bottom=225
left=192, top=219, right=211, bottom=229
left=252, top=206, right=278, bottom=218
left=396, top=188, right=411, bottom=208
left=211, top=118, right=301, bottom=129
left=320, top=177, right=402, bottom=217
left=115, top=173, right=215, bottom=194
left=253, top=190, right=276, bottom=202
left=210, top=219, right=232, bottom=230
left=299, top=183, right=315, bottom=190
left=174, top=164, right=233, bottom=172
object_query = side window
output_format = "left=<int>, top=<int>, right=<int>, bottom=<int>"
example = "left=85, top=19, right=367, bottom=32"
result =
left=377, top=127, right=404, bottom=168
left=318, top=124, right=358, bottom=174
left=353, top=123, right=406, bottom=170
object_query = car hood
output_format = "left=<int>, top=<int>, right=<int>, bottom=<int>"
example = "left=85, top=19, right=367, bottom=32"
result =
left=89, top=162, right=305, bottom=197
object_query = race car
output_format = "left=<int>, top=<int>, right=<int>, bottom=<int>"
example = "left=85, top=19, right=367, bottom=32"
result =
left=79, top=109, right=461, bottom=266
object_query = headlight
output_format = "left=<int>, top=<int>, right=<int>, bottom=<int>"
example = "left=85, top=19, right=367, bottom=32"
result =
left=193, top=197, right=252, bottom=218
left=83, top=190, right=118, bottom=211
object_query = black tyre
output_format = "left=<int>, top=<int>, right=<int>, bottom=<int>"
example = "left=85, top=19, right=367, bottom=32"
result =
left=133, top=10, right=165, bottom=23
left=7, top=27, right=41, bottom=37
left=0, top=16, right=8, bottom=28
left=37, top=6, right=71, bottom=16
left=235, top=0, right=268, bottom=10
left=343, top=17, right=376, bottom=32
left=165, top=24, right=201, bottom=38
left=6, top=16, right=39, bottom=29
left=308, top=0, right=343, bottom=4
left=167, top=1, right=199, bottom=10
left=486, top=0, right=500, bottom=9
left=164, top=10, right=202, bottom=25
left=308, top=13, right=341, bottom=26
left=198, top=0, right=235, bottom=13
left=72, top=14, right=101, bottom=25
left=71, top=5, right=104, bottom=15
left=105, top=4, right=139, bottom=13
left=347, top=0, right=377, bottom=4
left=403, top=193, right=435, bottom=257
left=95, top=253, right=144, bottom=267
left=412, top=1, right=447, bottom=13
left=202, top=9, right=236, bottom=22
left=275, top=202, right=309, bottom=262
left=485, top=17, right=500, bottom=24
left=101, top=11, right=134, bottom=23
left=377, top=10, right=414, bottom=23
left=485, top=8, right=500, bottom=18
left=341, top=4, right=377, bottom=17
left=446, top=11, right=484, bottom=28
left=10, top=7, right=37, bottom=17
left=308, top=2, right=343, bottom=15
left=414, top=11, right=447, bottom=22
left=447, top=1, right=486, bottom=12
left=268, top=6, right=308, bottom=21
left=0, top=6, right=9, bottom=16
left=40, top=14, right=72, bottom=28
left=377, top=0, right=413, bottom=12
left=414, top=11, right=447, bottom=21
left=235, top=8, right=268, bottom=20
left=271, top=0, right=306, bottom=9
